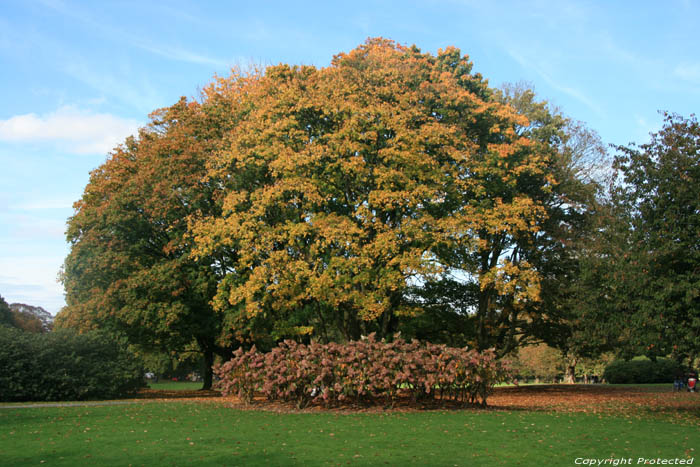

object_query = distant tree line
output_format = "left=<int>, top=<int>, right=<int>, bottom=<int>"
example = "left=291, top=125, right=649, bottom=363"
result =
left=0, top=295, right=53, bottom=333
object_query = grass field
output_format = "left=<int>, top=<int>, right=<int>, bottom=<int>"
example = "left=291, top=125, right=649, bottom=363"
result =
left=148, top=381, right=204, bottom=391
left=1, top=386, right=697, bottom=466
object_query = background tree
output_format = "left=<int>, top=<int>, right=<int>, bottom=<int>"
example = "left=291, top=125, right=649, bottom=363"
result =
left=510, top=343, right=565, bottom=383
left=191, top=39, right=549, bottom=345
left=57, top=97, right=234, bottom=389
left=610, top=113, right=700, bottom=365
left=0, top=296, right=53, bottom=333
left=0, top=295, right=12, bottom=327
left=497, top=85, right=617, bottom=380
left=8, top=303, right=53, bottom=333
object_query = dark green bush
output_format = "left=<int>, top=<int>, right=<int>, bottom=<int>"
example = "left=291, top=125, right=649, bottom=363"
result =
left=0, top=326, right=144, bottom=402
left=603, top=357, right=683, bottom=384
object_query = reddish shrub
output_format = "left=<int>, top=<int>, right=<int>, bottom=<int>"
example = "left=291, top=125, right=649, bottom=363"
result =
left=214, top=334, right=510, bottom=408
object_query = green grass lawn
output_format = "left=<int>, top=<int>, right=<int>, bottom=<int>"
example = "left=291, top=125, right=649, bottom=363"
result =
left=1, top=401, right=697, bottom=466
left=147, top=381, right=204, bottom=391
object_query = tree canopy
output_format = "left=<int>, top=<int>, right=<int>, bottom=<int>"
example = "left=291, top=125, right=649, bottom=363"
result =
left=57, top=38, right=697, bottom=375
left=402, top=82, right=607, bottom=360
left=189, top=39, right=555, bottom=345
left=610, top=113, right=700, bottom=362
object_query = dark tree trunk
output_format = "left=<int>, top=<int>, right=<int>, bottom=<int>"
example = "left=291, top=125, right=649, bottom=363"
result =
left=202, top=347, right=214, bottom=390
left=342, top=306, right=361, bottom=341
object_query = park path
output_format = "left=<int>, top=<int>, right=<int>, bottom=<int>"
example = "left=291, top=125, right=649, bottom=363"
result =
left=0, top=400, right=155, bottom=409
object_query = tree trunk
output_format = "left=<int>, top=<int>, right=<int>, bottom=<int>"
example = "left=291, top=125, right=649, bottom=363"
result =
left=564, top=358, right=577, bottom=384
left=342, top=306, right=361, bottom=341
left=202, top=348, right=214, bottom=390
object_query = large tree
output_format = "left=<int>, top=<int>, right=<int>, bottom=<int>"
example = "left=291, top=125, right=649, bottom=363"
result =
left=610, top=113, right=700, bottom=364
left=57, top=97, right=233, bottom=388
left=59, top=40, right=612, bottom=367
left=190, top=39, right=551, bottom=344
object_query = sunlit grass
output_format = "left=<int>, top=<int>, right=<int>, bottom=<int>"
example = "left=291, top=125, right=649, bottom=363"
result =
left=147, top=381, right=204, bottom=391
left=1, top=401, right=697, bottom=466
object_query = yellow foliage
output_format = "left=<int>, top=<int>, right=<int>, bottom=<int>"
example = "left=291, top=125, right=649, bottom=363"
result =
left=184, top=39, right=551, bottom=337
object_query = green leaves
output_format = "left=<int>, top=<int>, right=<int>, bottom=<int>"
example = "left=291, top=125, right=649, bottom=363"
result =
left=610, top=113, right=700, bottom=359
left=0, top=327, right=143, bottom=402
left=58, top=97, right=232, bottom=388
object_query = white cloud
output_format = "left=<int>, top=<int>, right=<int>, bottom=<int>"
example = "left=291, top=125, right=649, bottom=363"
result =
left=0, top=107, right=140, bottom=155
left=0, top=256, right=67, bottom=315
left=674, top=62, right=700, bottom=83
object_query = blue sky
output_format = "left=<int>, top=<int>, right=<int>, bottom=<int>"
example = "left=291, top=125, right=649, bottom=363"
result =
left=1, top=0, right=698, bottom=315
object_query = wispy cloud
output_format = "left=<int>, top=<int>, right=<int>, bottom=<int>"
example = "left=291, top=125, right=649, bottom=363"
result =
left=507, top=49, right=604, bottom=117
left=131, top=40, right=229, bottom=68
left=37, top=0, right=230, bottom=69
left=674, top=62, right=700, bottom=84
left=60, top=59, right=162, bottom=113
left=0, top=106, right=140, bottom=155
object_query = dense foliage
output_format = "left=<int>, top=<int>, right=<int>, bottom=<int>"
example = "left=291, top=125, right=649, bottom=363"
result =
left=403, top=82, right=606, bottom=361
left=603, top=113, right=700, bottom=362
left=56, top=38, right=699, bottom=381
left=603, top=358, right=684, bottom=384
left=0, top=294, right=12, bottom=327
left=0, top=326, right=143, bottom=402
left=60, top=38, right=568, bottom=362
left=190, top=39, right=572, bottom=348
left=57, top=97, right=234, bottom=388
left=214, top=335, right=509, bottom=407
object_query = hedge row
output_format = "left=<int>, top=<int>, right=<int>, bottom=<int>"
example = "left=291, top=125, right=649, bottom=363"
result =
left=214, top=335, right=509, bottom=408
left=603, top=358, right=684, bottom=384
left=0, top=326, right=144, bottom=402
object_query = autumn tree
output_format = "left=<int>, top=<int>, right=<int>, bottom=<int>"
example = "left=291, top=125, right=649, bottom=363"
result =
left=59, top=39, right=619, bottom=368
left=57, top=97, right=234, bottom=389
left=609, top=113, right=700, bottom=365
left=191, top=39, right=552, bottom=344
left=8, top=303, right=53, bottom=333
left=498, top=85, right=616, bottom=378
left=403, top=83, right=608, bottom=359
left=511, top=343, right=565, bottom=383
left=0, top=296, right=53, bottom=333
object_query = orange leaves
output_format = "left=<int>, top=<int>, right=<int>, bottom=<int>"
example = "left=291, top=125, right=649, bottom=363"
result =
left=480, top=260, right=542, bottom=307
left=61, top=38, right=561, bottom=348
left=187, top=39, right=553, bottom=335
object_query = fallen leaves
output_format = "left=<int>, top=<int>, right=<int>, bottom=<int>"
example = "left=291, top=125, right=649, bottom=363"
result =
left=121, top=384, right=700, bottom=428
left=487, top=385, right=700, bottom=425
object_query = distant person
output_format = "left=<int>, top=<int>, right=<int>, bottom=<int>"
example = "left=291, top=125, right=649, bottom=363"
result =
left=688, top=371, right=697, bottom=392
left=673, top=373, right=684, bottom=392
